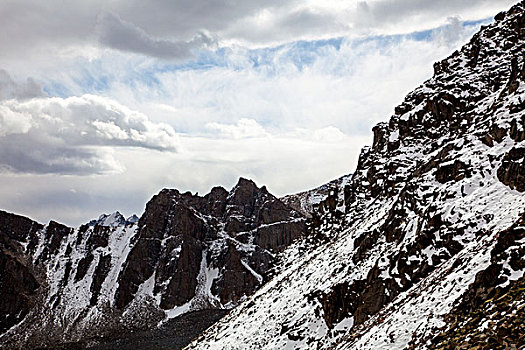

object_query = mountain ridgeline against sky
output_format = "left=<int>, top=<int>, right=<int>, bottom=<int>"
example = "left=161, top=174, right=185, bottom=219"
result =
left=0, top=178, right=305, bottom=348
left=1, top=1, right=525, bottom=350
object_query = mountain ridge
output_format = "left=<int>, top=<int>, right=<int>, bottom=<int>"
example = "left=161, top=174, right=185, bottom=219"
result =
left=186, top=2, right=525, bottom=349
left=0, top=177, right=306, bottom=349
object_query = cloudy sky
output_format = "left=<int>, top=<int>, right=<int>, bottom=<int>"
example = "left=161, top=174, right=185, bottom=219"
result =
left=0, top=0, right=518, bottom=226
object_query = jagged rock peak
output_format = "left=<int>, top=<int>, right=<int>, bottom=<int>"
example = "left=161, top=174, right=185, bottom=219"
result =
left=126, top=214, right=139, bottom=224
left=235, top=176, right=258, bottom=188
left=110, top=178, right=306, bottom=325
left=148, top=178, right=303, bottom=224
left=85, top=211, right=139, bottom=228
left=0, top=174, right=307, bottom=349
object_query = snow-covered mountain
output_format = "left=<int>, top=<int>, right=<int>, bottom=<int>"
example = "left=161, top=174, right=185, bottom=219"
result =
left=0, top=178, right=305, bottom=349
left=1, top=2, right=524, bottom=350
left=186, top=3, right=525, bottom=349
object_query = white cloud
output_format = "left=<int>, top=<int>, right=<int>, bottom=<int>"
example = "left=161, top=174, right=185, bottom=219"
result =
left=126, top=24, right=478, bottom=140
left=0, top=94, right=179, bottom=174
left=310, top=126, right=347, bottom=143
left=174, top=131, right=369, bottom=197
left=92, top=120, right=130, bottom=140
left=0, top=105, right=32, bottom=136
left=205, top=118, right=270, bottom=139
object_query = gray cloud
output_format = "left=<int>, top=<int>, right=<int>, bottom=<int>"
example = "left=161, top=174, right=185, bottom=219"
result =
left=0, top=0, right=102, bottom=58
left=107, top=0, right=286, bottom=38
left=0, top=94, right=179, bottom=174
left=223, top=6, right=347, bottom=43
left=0, top=69, right=45, bottom=100
left=0, top=141, right=122, bottom=175
left=96, top=12, right=217, bottom=60
left=0, top=0, right=287, bottom=60
left=0, top=0, right=518, bottom=61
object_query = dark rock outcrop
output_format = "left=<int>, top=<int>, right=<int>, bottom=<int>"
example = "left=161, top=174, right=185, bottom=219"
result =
left=318, top=265, right=399, bottom=329
left=74, top=252, right=94, bottom=282
left=497, top=146, right=525, bottom=192
left=90, top=254, right=112, bottom=306
left=0, top=211, right=43, bottom=243
left=116, top=178, right=305, bottom=310
left=158, top=238, right=203, bottom=309
left=0, top=234, right=40, bottom=333
left=0, top=212, right=42, bottom=333
left=37, top=221, right=73, bottom=263
left=0, top=178, right=305, bottom=349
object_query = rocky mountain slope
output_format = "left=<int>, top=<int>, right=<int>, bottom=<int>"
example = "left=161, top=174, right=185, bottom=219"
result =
left=186, top=2, right=525, bottom=349
left=280, top=174, right=351, bottom=218
left=1, top=3, right=524, bottom=350
left=0, top=178, right=305, bottom=349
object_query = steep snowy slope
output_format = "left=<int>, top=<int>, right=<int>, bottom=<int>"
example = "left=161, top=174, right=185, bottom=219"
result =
left=0, top=178, right=306, bottom=349
left=187, top=3, right=525, bottom=349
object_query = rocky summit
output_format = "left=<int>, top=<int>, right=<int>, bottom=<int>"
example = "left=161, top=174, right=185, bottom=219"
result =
left=0, top=178, right=305, bottom=349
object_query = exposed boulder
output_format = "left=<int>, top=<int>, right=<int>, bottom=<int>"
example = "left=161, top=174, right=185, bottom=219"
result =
left=497, top=146, right=525, bottom=192
left=435, top=159, right=471, bottom=183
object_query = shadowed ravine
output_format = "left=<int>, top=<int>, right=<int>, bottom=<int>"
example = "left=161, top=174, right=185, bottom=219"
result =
left=35, top=310, right=228, bottom=350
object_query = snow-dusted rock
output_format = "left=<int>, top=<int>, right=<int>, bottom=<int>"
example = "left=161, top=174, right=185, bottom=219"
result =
left=187, top=2, right=525, bottom=349
left=0, top=178, right=306, bottom=348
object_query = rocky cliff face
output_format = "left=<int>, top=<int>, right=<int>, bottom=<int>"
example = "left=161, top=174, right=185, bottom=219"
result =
left=115, top=178, right=304, bottom=313
left=187, top=2, right=525, bottom=349
left=0, top=212, right=42, bottom=334
left=0, top=178, right=305, bottom=349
